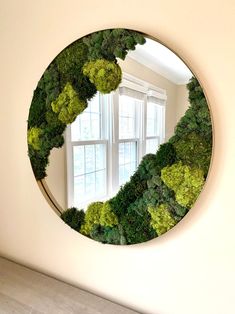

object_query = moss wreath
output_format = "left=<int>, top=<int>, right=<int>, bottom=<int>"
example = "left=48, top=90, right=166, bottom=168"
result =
left=27, top=28, right=212, bottom=245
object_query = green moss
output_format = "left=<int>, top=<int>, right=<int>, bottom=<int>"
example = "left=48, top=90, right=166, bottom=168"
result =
left=161, top=162, right=205, bottom=207
left=27, top=127, right=43, bottom=150
left=55, top=40, right=97, bottom=102
left=148, top=204, right=177, bottom=236
left=80, top=202, right=103, bottom=235
left=37, top=63, right=61, bottom=107
left=28, top=146, right=49, bottom=180
left=28, top=64, right=67, bottom=179
left=89, top=225, right=126, bottom=245
left=83, top=59, right=122, bottom=94
left=61, top=207, right=85, bottom=232
left=100, top=202, right=118, bottom=227
left=89, top=225, right=107, bottom=243
left=174, top=132, right=211, bottom=174
left=28, top=88, right=47, bottom=128
left=161, top=162, right=185, bottom=189
left=83, top=28, right=146, bottom=61
left=51, top=82, right=87, bottom=124
left=155, top=142, right=176, bottom=171
left=109, top=154, right=158, bottom=217
left=55, top=41, right=88, bottom=75
left=80, top=201, right=118, bottom=236
left=120, top=198, right=156, bottom=244
left=145, top=174, right=188, bottom=218
left=137, top=154, right=159, bottom=179
left=28, top=118, right=65, bottom=180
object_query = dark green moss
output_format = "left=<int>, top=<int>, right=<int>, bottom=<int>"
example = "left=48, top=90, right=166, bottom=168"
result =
left=174, top=132, right=212, bottom=175
left=28, top=88, right=47, bottom=128
left=120, top=199, right=156, bottom=244
left=155, top=142, right=176, bottom=170
left=61, top=207, right=85, bottom=232
left=28, top=146, right=49, bottom=180
left=109, top=154, right=159, bottom=217
left=83, top=28, right=146, bottom=61
left=89, top=225, right=125, bottom=245
left=55, top=41, right=97, bottom=101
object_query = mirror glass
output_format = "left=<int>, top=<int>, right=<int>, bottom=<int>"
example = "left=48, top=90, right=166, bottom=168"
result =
left=27, top=29, right=212, bottom=245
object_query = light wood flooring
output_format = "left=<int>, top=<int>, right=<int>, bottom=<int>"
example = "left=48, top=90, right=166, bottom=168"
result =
left=0, top=257, right=141, bottom=314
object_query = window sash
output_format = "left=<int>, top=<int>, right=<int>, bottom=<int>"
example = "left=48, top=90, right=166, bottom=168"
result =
left=68, top=140, right=108, bottom=208
left=118, top=140, right=138, bottom=186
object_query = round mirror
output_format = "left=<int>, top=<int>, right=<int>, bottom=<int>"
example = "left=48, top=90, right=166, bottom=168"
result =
left=27, top=28, right=212, bottom=245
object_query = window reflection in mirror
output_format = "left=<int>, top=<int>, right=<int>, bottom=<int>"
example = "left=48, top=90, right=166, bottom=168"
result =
left=45, top=37, right=192, bottom=210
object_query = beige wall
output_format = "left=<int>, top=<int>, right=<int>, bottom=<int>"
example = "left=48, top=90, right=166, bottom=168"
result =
left=176, top=84, right=190, bottom=123
left=1, top=1, right=235, bottom=314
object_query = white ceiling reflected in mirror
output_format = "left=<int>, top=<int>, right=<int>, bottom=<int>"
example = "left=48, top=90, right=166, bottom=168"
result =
left=127, top=38, right=192, bottom=84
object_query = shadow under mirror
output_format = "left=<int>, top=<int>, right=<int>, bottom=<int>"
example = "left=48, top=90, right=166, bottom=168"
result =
left=27, top=29, right=212, bottom=245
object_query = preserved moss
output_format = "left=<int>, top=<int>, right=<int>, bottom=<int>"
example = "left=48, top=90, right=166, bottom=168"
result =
left=83, top=59, right=122, bottom=94
left=148, top=204, right=177, bottom=236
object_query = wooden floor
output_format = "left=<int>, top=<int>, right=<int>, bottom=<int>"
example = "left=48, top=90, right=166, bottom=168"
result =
left=0, top=257, right=141, bottom=314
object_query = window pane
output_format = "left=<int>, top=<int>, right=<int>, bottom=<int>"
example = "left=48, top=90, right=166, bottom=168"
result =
left=73, top=146, right=84, bottom=176
left=85, top=172, right=95, bottom=196
left=146, top=138, right=159, bottom=154
left=124, top=142, right=131, bottom=163
left=85, top=145, right=95, bottom=173
left=96, top=144, right=106, bottom=170
left=71, top=93, right=101, bottom=141
left=119, top=141, right=137, bottom=186
left=73, top=143, right=107, bottom=206
left=119, top=143, right=125, bottom=165
left=119, top=165, right=126, bottom=186
left=80, top=113, right=90, bottom=139
left=156, top=105, right=164, bottom=137
left=119, top=95, right=139, bottom=139
left=95, top=170, right=106, bottom=195
left=130, top=162, right=136, bottom=174
left=146, top=102, right=157, bottom=137
left=147, top=102, right=165, bottom=138
left=90, top=113, right=100, bottom=139
left=146, top=118, right=155, bottom=137
left=130, top=142, right=137, bottom=163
